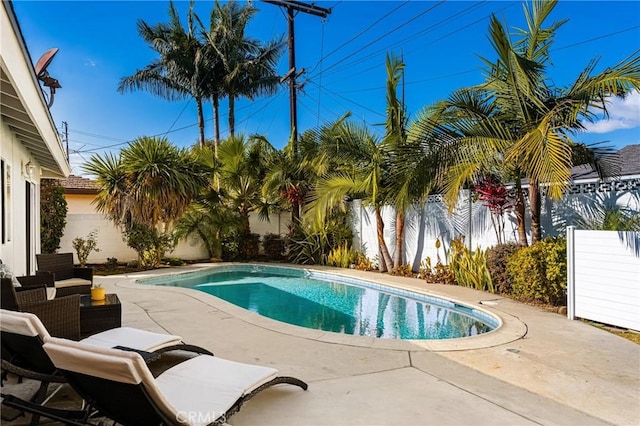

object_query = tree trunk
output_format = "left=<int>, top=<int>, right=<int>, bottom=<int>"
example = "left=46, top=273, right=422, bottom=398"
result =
left=291, top=199, right=300, bottom=228
left=514, top=178, right=529, bottom=247
left=212, top=95, right=220, bottom=153
left=228, top=95, right=235, bottom=137
left=241, top=207, right=251, bottom=259
left=375, top=206, right=393, bottom=273
left=196, top=97, right=205, bottom=147
left=197, top=228, right=214, bottom=259
left=529, top=179, right=542, bottom=244
left=393, top=211, right=405, bottom=268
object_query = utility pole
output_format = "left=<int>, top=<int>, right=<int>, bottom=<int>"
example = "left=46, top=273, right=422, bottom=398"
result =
left=263, top=1, right=331, bottom=150
left=62, top=121, right=69, bottom=161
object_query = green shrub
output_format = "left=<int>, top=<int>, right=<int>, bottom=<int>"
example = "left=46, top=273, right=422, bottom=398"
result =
left=354, top=253, right=374, bottom=271
left=390, top=263, right=415, bottom=277
left=40, top=179, right=67, bottom=253
left=287, top=213, right=353, bottom=266
left=241, top=233, right=261, bottom=260
left=123, top=223, right=174, bottom=268
left=72, top=229, right=100, bottom=267
left=221, top=231, right=242, bottom=261
left=287, top=230, right=328, bottom=265
left=506, top=237, right=566, bottom=305
left=419, top=239, right=455, bottom=284
left=263, top=233, right=284, bottom=259
left=162, top=257, right=185, bottom=266
left=326, top=242, right=359, bottom=268
left=449, top=238, right=494, bottom=292
left=486, top=243, right=521, bottom=294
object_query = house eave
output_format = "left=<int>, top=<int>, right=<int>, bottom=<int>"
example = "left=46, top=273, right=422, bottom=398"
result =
left=0, top=0, right=70, bottom=178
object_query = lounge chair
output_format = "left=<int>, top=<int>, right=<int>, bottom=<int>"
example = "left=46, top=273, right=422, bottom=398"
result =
left=0, top=309, right=212, bottom=424
left=36, top=253, right=93, bottom=297
left=42, top=336, right=308, bottom=426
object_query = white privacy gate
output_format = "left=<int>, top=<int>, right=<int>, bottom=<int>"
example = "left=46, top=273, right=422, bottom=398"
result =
left=566, top=227, right=640, bottom=331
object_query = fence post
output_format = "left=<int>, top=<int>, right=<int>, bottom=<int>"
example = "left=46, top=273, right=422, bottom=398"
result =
left=566, top=226, right=576, bottom=320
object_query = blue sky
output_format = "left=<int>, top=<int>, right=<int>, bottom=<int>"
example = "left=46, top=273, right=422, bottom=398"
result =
left=12, top=0, right=640, bottom=175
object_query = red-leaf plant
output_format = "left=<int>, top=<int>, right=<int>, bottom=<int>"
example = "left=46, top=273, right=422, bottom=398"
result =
left=473, top=175, right=513, bottom=244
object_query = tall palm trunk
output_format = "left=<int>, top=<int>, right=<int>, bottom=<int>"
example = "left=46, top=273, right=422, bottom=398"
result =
left=514, top=178, right=529, bottom=247
left=529, top=179, right=542, bottom=243
left=228, top=95, right=235, bottom=137
left=196, top=96, right=205, bottom=147
left=291, top=199, right=300, bottom=228
left=241, top=205, right=251, bottom=259
left=212, top=95, right=220, bottom=152
left=375, top=206, right=393, bottom=272
left=393, top=211, right=405, bottom=268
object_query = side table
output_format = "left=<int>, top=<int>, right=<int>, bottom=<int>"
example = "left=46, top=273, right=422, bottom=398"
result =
left=79, top=293, right=122, bottom=337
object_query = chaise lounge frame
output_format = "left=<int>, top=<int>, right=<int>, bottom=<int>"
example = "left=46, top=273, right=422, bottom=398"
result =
left=42, top=337, right=308, bottom=426
left=0, top=309, right=212, bottom=425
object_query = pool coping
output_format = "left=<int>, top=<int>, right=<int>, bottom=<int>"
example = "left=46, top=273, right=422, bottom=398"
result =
left=118, top=262, right=528, bottom=352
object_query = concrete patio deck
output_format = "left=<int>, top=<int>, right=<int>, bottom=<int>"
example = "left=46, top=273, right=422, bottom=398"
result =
left=3, top=263, right=639, bottom=425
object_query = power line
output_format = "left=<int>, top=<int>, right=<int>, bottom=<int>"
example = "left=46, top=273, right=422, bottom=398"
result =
left=306, top=80, right=384, bottom=118
left=314, top=1, right=493, bottom=83
left=306, top=0, right=409, bottom=77
left=552, top=25, right=640, bottom=52
left=308, top=1, right=445, bottom=79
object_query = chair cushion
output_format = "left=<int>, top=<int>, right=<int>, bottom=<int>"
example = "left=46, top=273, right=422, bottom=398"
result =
left=155, top=355, right=278, bottom=424
left=80, top=327, right=183, bottom=352
left=43, top=336, right=153, bottom=385
left=0, top=310, right=51, bottom=339
left=54, top=278, right=92, bottom=289
left=47, top=287, right=57, bottom=299
left=0, top=263, right=21, bottom=287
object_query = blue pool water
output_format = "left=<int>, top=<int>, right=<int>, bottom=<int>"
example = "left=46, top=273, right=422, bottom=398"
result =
left=141, top=265, right=498, bottom=340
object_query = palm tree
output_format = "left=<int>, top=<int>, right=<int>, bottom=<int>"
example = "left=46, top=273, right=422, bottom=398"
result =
left=304, top=54, right=423, bottom=272
left=198, top=4, right=230, bottom=149
left=383, top=53, right=411, bottom=267
left=407, top=0, right=640, bottom=244
left=119, top=1, right=208, bottom=146
left=305, top=120, right=394, bottom=272
left=84, top=136, right=209, bottom=264
left=201, top=0, right=285, bottom=137
left=173, top=201, right=242, bottom=260
left=216, top=134, right=275, bottom=237
left=263, top=114, right=349, bottom=228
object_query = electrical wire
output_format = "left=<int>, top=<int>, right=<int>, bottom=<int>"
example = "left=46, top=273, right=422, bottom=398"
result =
left=306, top=0, right=409, bottom=77
left=315, top=1, right=494, bottom=84
left=308, top=1, right=445, bottom=80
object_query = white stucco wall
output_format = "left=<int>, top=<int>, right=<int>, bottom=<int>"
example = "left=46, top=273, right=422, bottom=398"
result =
left=59, top=211, right=291, bottom=264
left=0, top=121, right=41, bottom=275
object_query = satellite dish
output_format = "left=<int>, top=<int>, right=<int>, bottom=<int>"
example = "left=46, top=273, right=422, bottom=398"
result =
left=34, top=48, right=61, bottom=108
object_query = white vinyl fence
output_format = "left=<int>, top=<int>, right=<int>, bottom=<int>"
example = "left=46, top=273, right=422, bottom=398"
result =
left=566, top=227, right=640, bottom=331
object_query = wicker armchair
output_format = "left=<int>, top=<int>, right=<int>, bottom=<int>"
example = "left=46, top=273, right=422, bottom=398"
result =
left=1, top=278, right=81, bottom=340
left=36, top=253, right=92, bottom=297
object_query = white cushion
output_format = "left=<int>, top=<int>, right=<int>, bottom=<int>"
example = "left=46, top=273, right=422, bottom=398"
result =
left=43, top=336, right=153, bottom=385
left=0, top=263, right=21, bottom=287
left=42, top=337, right=281, bottom=426
left=55, top=278, right=92, bottom=288
left=47, top=287, right=57, bottom=299
left=81, top=327, right=183, bottom=352
left=0, top=309, right=51, bottom=339
left=155, top=355, right=278, bottom=425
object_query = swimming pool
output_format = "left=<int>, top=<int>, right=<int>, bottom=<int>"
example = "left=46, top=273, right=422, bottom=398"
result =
left=141, top=265, right=499, bottom=340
